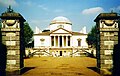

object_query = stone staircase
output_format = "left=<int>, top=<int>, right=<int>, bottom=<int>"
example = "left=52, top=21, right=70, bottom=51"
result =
left=70, top=48, right=88, bottom=57
left=31, top=49, right=52, bottom=57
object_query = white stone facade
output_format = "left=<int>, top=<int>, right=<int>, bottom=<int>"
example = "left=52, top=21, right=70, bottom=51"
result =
left=34, top=16, right=88, bottom=57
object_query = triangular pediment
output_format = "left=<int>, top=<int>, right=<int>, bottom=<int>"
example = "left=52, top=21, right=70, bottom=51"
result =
left=50, top=28, right=72, bottom=34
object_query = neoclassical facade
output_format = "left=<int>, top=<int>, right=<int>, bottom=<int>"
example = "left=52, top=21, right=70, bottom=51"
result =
left=34, top=16, right=88, bottom=57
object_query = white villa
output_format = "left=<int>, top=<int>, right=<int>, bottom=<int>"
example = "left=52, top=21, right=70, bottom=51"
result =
left=33, top=16, right=88, bottom=57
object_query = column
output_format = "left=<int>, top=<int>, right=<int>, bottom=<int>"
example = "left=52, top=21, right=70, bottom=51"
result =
left=50, top=36, right=51, bottom=47
left=58, top=36, right=60, bottom=47
left=55, top=36, right=56, bottom=47
left=50, top=36, right=53, bottom=47
left=62, top=36, right=64, bottom=47
left=66, top=36, right=68, bottom=47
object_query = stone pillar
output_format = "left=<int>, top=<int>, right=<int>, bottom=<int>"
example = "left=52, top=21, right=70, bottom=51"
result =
left=50, top=36, right=52, bottom=47
left=94, top=13, right=120, bottom=75
left=0, top=6, right=25, bottom=75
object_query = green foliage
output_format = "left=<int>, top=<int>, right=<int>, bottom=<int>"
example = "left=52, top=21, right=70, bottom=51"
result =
left=0, top=22, right=1, bottom=28
left=86, top=25, right=97, bottom=48
left=24, top=22, right=33, bottom=47
left=0, top=22, right=1, bottom=42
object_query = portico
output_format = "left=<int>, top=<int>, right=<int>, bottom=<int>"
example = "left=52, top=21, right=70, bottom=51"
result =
left=51, top=35, right=71, bottom=47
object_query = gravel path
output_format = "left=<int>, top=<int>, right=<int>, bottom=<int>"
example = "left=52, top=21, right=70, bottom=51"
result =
left=22, top=57, right=100, bottom=76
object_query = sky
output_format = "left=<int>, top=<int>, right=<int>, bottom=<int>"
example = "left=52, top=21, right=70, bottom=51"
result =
left=0, top=0, right=120, bottom=33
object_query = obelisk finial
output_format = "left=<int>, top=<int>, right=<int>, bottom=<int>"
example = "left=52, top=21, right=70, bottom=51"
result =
left=7, top=5, right=14, bottom=13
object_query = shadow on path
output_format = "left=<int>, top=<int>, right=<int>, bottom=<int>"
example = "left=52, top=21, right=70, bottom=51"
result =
left=21, top=67, right=36, bottom=75
left=87, top=67, right=98, bottom=73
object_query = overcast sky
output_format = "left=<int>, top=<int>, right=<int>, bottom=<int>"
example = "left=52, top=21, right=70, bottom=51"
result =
left=0, top=0, right=120, bottom=32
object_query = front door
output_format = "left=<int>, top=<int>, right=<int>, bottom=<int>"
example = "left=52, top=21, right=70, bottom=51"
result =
left=60, top=51, right=62, bottom=56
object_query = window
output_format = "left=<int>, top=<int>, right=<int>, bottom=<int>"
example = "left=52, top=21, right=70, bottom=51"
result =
left=77, top=38, right=81, bottom=46
left=78, top=41, right=81, bottom=46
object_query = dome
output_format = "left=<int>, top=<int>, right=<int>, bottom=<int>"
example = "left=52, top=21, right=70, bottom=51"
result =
left=50, top=16, right=72, bottom=25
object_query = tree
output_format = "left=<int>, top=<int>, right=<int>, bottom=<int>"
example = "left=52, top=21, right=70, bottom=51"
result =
left=0, top=22, right=1, bottom=42
left=86, top=25, right=97, bottom=48
left=24, top=22, right=33, bottom=47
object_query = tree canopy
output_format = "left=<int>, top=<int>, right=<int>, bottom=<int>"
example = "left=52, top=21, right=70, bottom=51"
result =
left=24, top=22, right=33, bottom=47
left=0, top=23, right=1, bottom=42
left=86, top=25, right=97, bottom=48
